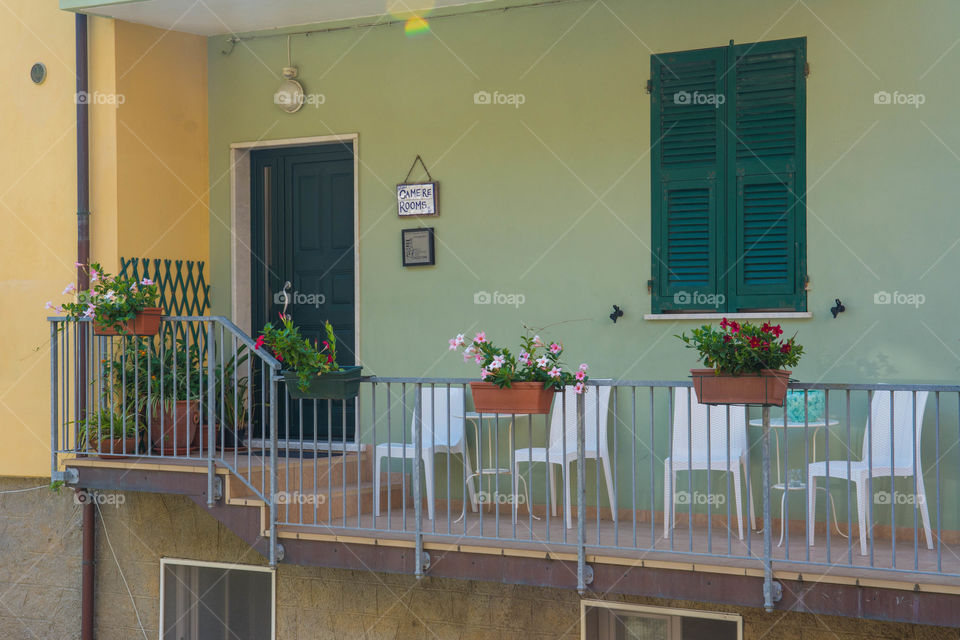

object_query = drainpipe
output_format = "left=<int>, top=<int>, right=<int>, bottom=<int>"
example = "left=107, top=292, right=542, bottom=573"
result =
left=75, top=12, right=95, bottom=640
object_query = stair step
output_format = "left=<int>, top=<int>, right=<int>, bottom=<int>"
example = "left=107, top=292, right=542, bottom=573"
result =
left=278, top=474, right=411, bottom=526
left=232, top=450, right=372, bottom=498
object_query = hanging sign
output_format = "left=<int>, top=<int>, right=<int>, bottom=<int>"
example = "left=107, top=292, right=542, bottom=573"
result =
left=397, top=155, right=439, bottom=217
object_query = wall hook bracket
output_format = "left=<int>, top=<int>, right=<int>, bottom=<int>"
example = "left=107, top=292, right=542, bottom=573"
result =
left=830, top=298, right=845, bottom=318
left=609, top=305, right=624, bottom=323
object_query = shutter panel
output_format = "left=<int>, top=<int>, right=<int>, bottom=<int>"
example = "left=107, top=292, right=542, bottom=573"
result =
left=651, top=48, right=726, bottom=312
left=727, top=38, right=807, bottom=311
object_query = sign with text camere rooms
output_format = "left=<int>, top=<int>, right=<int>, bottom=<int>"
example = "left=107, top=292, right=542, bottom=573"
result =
left=397, top=182, right=438, bottom=217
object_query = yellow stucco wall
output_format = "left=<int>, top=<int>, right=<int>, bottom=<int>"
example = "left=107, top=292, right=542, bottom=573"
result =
left=115, top=20, right=209, bottom=262
left=0, top=7, right=208, bottom=477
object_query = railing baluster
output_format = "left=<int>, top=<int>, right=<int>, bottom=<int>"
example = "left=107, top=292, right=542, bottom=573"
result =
left=414, top=382, right=423, bottom=578
left=207, top=321, right=215, bottom=506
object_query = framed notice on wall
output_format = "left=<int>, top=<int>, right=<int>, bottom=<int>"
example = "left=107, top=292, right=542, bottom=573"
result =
left=402, top=227, right=435, bottom=266
left=396, top=182, right=438, bottom=217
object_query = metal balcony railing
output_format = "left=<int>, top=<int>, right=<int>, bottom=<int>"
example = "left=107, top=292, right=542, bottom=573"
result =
left=50, top=318, right=960, bottom=607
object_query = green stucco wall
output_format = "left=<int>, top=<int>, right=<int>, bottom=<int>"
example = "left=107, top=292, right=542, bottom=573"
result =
left=205, top=0, right=960, bottom=529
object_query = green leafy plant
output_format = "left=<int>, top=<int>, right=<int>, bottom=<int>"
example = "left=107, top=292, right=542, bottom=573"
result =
left=255, top=314, right=339, bottom=391
left=104, top=336, right=206, bottom=416
left=677, top=318, right=803, bottom=375
left=449, top=331, right=589, bottom=393
left=51, top=262, right=160, bottom=333
left=74, top=408, right=142, bottom=450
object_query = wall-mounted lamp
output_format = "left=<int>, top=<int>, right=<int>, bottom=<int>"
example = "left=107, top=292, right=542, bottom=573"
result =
left=830, top=298, right=845, bottom=318
left=274, top=36, right=304, bottom=113
left=609, top=305, right=624, bottom=323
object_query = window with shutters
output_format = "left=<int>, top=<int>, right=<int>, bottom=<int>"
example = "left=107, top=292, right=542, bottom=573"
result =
left=650, top=38, right=806, bottom=313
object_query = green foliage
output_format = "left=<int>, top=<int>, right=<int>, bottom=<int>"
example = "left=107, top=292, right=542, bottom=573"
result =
left=74, top=408, right=142, bottom=449
left=57, top=262, right=160, bottom=333
left=677, top=318, right=803, bottom=375
left=104, top=336, right=249, bottom=428
left=255, top=315, right=339, bottom=392
left=449, top=331, right=590, bottom=392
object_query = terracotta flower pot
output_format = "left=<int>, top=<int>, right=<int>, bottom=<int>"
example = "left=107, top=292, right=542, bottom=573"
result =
left=150, top=399, right=200, bottom=454
left=690, top=369, right=791, bottom=406
left=92, top=436, right=138, bottom=459
left=93, top=306, right=163, bottom=337
left=470, top=381, right=556, bottom=414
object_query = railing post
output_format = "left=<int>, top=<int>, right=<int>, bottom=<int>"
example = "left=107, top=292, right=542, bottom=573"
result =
left=577, top=391, right=587, bottom=595
left=761, top=405, right=775, bottom=612
left=413, top=382, right=424, bottom=579
left=207, top=321, right=216, bottom=507
left=50, top=321, right=58, bottom=478
left=269, top=372, right=279, bottom=567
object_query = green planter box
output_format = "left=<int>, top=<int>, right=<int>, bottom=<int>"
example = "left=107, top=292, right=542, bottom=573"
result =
left=282, top=366, right=363, bottom=400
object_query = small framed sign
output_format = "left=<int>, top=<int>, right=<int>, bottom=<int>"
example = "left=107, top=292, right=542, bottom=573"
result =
left=396, top=182, right=438, bottom=217
left=402, top=227, right=435, bottom=267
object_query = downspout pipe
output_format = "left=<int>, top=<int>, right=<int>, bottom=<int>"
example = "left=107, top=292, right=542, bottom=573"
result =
left=75, top=12, right=94, bottom=640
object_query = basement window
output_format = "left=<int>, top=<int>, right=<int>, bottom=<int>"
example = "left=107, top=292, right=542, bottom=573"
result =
left=160, top=558, right=275, bottom=640
left=582, top=600, right=741, bottom=640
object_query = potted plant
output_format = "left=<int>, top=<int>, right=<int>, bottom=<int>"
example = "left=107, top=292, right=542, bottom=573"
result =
left=54, top=262, right=162, bottom=336
left=75, top=409, right=142, bottom=459
left=449, top=331, right=589, bottom=414
left=255, top=314, right=362, bottom=400
left=106, top=337, right=203, bottom=454
left=678, top=319, right=803, bottom=406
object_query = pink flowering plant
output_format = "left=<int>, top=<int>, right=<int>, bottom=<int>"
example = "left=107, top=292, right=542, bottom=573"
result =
left=51, top=262, right=160, bottom=333
left=449, top=331, right=590, bottom=393
left=678, top=318, right=803, bottom=375
left=255, top=314, right=339, bottom=391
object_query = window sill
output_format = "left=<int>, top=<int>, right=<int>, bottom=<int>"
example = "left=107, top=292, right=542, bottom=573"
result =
left=643, top=312, right=813, bottom=321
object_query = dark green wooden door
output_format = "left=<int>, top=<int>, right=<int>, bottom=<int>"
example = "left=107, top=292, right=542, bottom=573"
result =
left=251, top=143, right=356, bottom=442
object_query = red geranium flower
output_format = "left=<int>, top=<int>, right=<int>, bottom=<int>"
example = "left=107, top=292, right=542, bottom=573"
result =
left=254, top=335, right=265, bottom=350
left=780, top=343, right=791, bottom=353
left=749, top=336, right=761, bottom=348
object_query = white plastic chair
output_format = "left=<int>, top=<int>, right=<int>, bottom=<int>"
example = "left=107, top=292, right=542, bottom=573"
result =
left=374, top=386, right=478, bottom=520
left=513, top=384, right=614, bottom=529
left=663, top=387, right=756, bottom=540
left=807, top=390, right=932, bottom=556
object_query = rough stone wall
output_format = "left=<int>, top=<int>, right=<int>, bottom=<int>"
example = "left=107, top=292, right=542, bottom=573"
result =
left=0, top=477, right=82, bottom=639
left=1, top=477, right=957, bottom=640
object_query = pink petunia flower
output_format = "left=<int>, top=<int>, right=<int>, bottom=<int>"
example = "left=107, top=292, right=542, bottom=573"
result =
left=62, top=283, right=76, bottom=295
left=549, top=342, right=561, bottom=354
left=90, top=269, right=99, bottom=283
left=45, top=301, right=54, bottom=310
left=474, top=331, right=486, bottom=344
left=575, top=370, right=586, bottom=381
left=480, top=368, right=491, bottom=380
left=536, top=356, right=549, bottom=369
left=573, top=382, right=585, bottom=394
left=548, top=367, right=561, bottom=379
left=578, top=363, right=588, bottom=372
left=141, top=278, right=153, bottom=286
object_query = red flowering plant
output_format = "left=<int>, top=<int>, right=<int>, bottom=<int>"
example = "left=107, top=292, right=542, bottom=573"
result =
left=449, top=331, right=589, bottom=393
left=678, top=319, right=802, bottom=375
left=255, top=314, right=339, bottom=391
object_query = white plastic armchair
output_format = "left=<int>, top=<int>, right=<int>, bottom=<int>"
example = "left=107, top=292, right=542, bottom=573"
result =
left=374, top=386, right=478, bottom=520
left=513, top=384, right=614, bottom=529
left=807, top=390, right=931, bottom=556
left=663, top=387, right=756, bottom=540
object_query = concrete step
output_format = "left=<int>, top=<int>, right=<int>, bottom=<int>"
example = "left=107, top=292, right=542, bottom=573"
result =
left=231, top=449, right=372, bottom=499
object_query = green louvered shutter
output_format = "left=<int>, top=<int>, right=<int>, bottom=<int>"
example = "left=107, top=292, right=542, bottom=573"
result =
left=651, top=48, right=727, bottom=313
left=726, top=38, right=807, bottom=311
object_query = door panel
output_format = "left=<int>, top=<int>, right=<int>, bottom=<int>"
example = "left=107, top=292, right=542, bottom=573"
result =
left=251, top=143, right=356, bottom=442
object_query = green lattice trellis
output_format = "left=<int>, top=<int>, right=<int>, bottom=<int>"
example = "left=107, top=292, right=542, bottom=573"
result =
left=119, top=257, right=210, bottom=346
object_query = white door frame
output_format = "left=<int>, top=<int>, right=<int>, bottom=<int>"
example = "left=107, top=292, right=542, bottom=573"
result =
left=229, top=134, right=361, bottom=447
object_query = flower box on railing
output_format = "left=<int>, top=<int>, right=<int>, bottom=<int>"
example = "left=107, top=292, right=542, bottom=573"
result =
left=690, top=368, right=790, bottom=406
left=283, top=366, right=363, bottom=400
left=469, top=381, right=556, bottom=414
left=93, top=306, right=163, bottom=336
